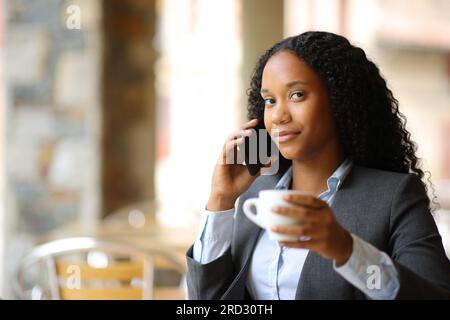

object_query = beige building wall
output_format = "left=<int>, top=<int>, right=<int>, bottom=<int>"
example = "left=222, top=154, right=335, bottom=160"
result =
left=285, top=0, right=450, bottom=206
left=240, top=0, right=284, bottom=121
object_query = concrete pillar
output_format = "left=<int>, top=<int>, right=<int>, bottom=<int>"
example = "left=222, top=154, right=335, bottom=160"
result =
left=240, top=0, right=284, bottom=121
left=102, top=0, right=156, bottom=217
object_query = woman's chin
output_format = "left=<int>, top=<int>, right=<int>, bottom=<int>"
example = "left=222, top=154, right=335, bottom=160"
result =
left=278, top=149, right=305, bottom=161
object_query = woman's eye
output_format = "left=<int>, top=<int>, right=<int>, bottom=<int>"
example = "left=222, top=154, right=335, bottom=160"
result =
left=291, top=92, right=304, bottom=100
left=264, top=98, right=275, bottom=106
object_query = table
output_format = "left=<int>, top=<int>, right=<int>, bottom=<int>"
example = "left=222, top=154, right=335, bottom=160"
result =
left=41, top=217, right=199, bottom=269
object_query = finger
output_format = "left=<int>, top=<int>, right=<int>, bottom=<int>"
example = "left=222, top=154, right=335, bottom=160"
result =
left=283, top=194, right=327, bottom=209
left=227, top=128, right=253, bottom=142
left=221, top=137, right=245, bottom=165
left=225, top=136, right=245, bottom=152
left=235, top=141, right=246, bottom=165
left=271, top=205, right=320, bottom=223
left=240, top=118, right=259, bottom=130
left=270, top=225, right=321, bottom=238
left=279, top=239, right=322, bottom=250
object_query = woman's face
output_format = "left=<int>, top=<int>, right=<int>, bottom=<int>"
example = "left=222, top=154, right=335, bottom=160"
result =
left=261, top=50, right=340, bottom=161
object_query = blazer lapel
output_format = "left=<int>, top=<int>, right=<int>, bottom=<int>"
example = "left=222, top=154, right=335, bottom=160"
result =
left=232, top=174, right=282, bottom=279
left=223, top=173, right=282, bottom=299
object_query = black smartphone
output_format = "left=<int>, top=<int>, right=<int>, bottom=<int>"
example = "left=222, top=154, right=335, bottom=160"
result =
left=243, top=121, right=274, bottom=176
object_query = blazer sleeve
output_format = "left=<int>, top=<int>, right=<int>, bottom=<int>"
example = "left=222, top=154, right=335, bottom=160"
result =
left=389, top=174, right=450, bottom=299
left=186, top=245, right=235, bottom=299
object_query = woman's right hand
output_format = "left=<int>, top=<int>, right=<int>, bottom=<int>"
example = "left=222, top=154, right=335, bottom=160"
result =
left=206, top=118, right=270, bottom=211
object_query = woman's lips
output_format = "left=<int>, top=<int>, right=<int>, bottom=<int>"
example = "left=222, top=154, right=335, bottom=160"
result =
left=278, top=132, right=301, bottom=142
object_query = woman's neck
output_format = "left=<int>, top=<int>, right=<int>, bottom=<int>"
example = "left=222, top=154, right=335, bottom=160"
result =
left=290, top=142, right=345, bottom=196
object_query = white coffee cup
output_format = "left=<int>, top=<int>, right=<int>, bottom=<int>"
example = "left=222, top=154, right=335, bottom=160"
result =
left=243, top=190, right=308, bottom=241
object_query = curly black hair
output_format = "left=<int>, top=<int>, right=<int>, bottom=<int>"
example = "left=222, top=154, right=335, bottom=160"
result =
left=247, top=31, right=435, bottom=205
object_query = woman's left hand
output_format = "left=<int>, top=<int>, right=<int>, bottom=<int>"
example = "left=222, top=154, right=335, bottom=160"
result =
left=271, top=193, right=353, bottom=266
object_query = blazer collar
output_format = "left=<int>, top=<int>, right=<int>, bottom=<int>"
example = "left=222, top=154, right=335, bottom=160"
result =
left=235, top=173, right=281, bottom=267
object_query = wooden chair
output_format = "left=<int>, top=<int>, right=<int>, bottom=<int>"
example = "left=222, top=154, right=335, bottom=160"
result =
left=13, top=237, right=186, bottom=300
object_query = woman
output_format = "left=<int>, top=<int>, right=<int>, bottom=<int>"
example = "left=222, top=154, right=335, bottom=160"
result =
left=186, top=31, right=450, bottom=299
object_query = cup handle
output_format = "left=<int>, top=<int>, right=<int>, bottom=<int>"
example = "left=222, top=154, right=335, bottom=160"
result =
left=243, top=198, right=265, bottom=228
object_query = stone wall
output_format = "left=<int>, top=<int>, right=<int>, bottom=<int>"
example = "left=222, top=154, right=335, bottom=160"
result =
left=3, top=0, right=101, bottom=296
left=5, top=0, right=101, bottom=234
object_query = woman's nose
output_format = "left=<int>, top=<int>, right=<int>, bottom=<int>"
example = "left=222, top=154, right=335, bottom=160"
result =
left=271, top=102, right=291, bottom=125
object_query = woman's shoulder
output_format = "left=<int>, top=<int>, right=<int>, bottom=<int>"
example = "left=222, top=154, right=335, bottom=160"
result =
left=352, top=165, right=409, bottom=178
left=349, top=165, right=425, bottom=194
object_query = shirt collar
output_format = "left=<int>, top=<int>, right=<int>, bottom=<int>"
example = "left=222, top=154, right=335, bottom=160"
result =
left=275, top=158, right=353, bottom=194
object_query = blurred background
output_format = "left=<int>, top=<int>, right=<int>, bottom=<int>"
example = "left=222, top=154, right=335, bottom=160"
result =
left=0, top=0, right=448, bottom=299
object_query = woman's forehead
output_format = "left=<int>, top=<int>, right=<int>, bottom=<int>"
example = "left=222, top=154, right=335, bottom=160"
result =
left=262, top=51, right=319, bottom=87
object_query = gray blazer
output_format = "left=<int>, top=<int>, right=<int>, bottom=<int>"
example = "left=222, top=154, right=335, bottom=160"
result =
left=186, top=165, right=450, bottom=299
